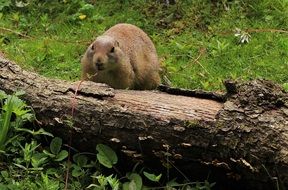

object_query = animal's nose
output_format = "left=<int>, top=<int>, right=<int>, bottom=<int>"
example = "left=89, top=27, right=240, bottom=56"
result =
left=95, top=58, right=102, bottom=65
left=93, top=55, right=104, bottom=68
left=96, top=61, right=103, bottom=67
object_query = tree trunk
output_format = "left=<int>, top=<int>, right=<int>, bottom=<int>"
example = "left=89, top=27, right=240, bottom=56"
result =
left=0, top=55, right=287, bottom=190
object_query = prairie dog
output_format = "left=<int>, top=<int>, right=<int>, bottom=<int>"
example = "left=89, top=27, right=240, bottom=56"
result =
left=81, top=23, right=161, bottom=90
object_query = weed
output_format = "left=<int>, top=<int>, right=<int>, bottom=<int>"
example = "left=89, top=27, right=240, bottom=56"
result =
left=43, top=137, right=68, bottom=162
left=0, top=90, right=34, bottom=153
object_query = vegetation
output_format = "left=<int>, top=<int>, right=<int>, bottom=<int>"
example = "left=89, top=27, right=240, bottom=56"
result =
left=0, top=91, right=215, bottom=189
left=0, top=0, right=287, bottom=189
left=0, top=0, right=287, bottom=91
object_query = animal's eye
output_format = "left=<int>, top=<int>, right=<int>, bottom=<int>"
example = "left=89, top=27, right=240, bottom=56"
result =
left=91, top=44, right=95, bottom=50
left=110, top=47, right=115, bottom=53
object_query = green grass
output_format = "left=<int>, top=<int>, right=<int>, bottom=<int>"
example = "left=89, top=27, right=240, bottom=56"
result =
left=1, top=0, right=288, bottom=91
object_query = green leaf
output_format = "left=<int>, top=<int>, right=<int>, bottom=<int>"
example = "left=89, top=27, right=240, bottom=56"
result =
left=72, top=169, right=83, bottom=177
left=79, top=3, right=94, bottom=16
left=166, top=178, right=180, bottom=188
left=31, top=153, right=48, bottom=168
left=73, top=154, right=88, bottom=167
left=43, top=150, right=55, bottom=158
left=30, top=128, right=53, bottom=136
left=0, top=171, right=9, bottom=179
left=50, top=137, right=62, bottom=155
left=0, top=0, right=11, bottom=11
left=46, top=168, right=58, bottom=176
left=13, top=163, right=27, bottom=170
left=122, top=182, right=129, bottom=190
left=14, top=90, right=26, bottom=97
left=54, top=150, right=68, bottom=161
left=123, top=181, right=137, bottom=190
left=3, top=95, right=26, bottom=116
left=15, top=128, right=53, bottom=137
left=129, top=180, right=137, bottom=190
left=107, top=175, right=120, bottom=190
left=0, top=96, right=14, bottom=151
left=96, top=144, right=117, bottom=168
left=127, top=173, right=142, bottom=190
left=143, top=171, right=162, bottom=182
left=86, top=184, right=101, bottom=189
left=15, top=1, right=29, bottom=8
left=0, top=90, right=7, bottom=100
left=283, top=83, right=288, bottom=92
left=72, top=165, right=84, bottom=177
left=96, top=174, right=108, bottom=186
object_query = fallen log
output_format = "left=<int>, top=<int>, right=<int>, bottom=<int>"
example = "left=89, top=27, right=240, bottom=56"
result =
left=0, top=55, right=287, bottom=190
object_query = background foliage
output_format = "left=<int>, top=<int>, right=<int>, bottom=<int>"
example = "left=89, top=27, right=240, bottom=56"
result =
left=1, top=0, right=288, bottom=90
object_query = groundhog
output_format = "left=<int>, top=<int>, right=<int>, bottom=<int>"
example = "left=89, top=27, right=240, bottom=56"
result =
left=81, top=23, right=161, bottom=90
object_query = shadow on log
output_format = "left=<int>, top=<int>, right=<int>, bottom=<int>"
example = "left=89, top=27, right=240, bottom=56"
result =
left=0, top=55, right=287, bottom=190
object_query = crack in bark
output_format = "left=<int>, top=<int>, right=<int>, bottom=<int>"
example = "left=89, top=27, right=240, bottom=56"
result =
left=158, top=84, right=226, bottom=102
left=67, top=87, right=114, bottom=100
left=0, top=75, right=8, bottom=79
left=0, top=61, right=9, bottom=68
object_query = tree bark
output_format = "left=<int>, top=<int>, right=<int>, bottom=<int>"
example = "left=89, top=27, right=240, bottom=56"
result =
left=0, top=55, right=287, bottom=190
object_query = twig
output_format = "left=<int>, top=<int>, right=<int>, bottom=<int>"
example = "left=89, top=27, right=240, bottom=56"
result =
left=192, top=47, right=209, bottom=74
left=193, top=47, right=206, bottom=64
left=1, top=26, right=90, bottom=45
left=53, top=39, right=91, bottom=45
left=246, top=28, right=288, bottom=34
left=0, top=27, right=32, bottom=39
left=64, top=80, right=84, bottom=190
left=219, top=28, right=288, bottom=36
left=175, top=47, right=209, bottom=75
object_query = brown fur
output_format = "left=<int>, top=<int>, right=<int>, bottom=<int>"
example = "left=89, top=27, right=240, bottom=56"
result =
left=81, top=23, right=161, bottom=90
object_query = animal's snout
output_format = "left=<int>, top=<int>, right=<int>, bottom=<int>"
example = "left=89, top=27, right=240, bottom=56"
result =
left=94, top=57, right=103, bottom=66
left=96, top=60, right=103, bottom=67
left=93, top=55, right=103, bottom=64
left=95, top=58, right=105, bottom=70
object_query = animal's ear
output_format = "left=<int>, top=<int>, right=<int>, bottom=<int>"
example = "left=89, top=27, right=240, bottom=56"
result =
left=91, top=44, right=95, bottom=50
left=114, top=40, right=120, bottom=47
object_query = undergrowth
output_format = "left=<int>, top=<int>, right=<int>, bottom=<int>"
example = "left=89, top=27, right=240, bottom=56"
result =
left=0, top=90, right=215, bottom=189
left=0, top=0, right=287, bottom=90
